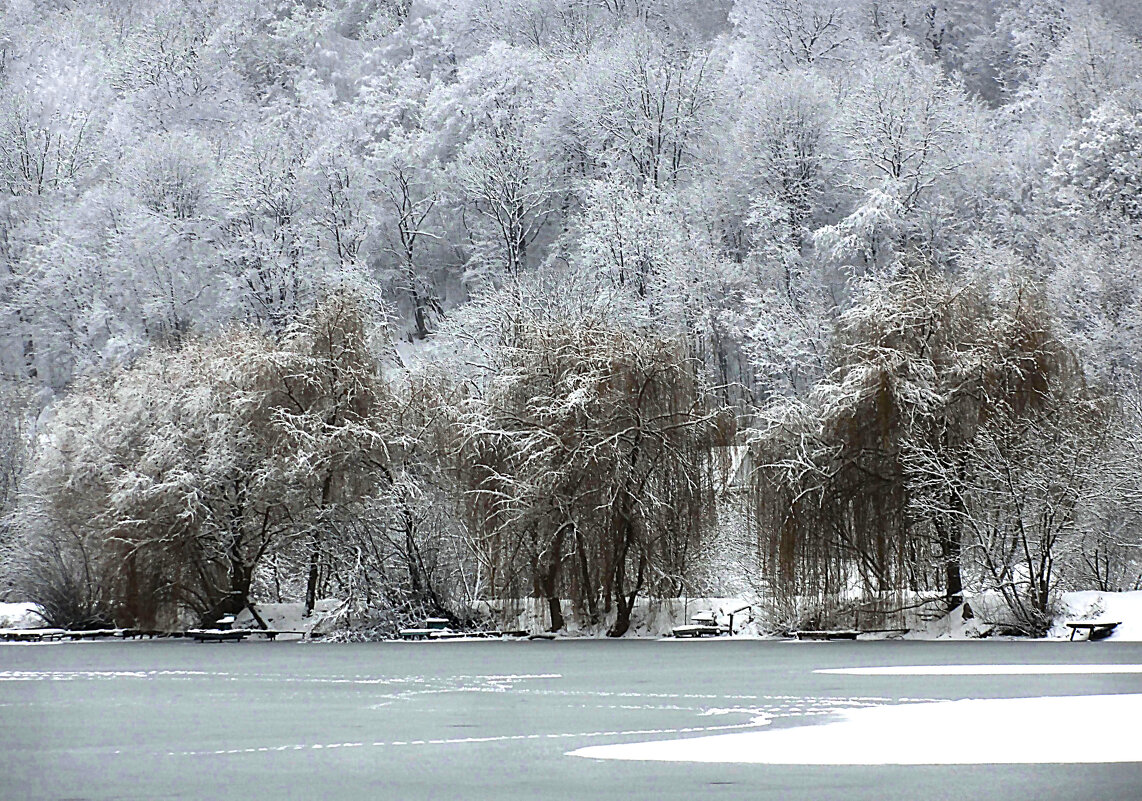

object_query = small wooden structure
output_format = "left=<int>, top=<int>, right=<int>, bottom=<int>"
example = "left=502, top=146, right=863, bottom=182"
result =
left=0, top=628, right=66, bottom=642
left=397, top=627, right=437, bottom=640
left=1065, top=621, right=1120, bottom=641
left=189, top=628, right=249, bottom=642
left=64, top=629, right=120, bottom=640
left=794, top=630, right=860, bottom=641
left=672, top=611, right=728, bottom=638
left=0, top=625, right=306, bottom=643
left=188, top=627, right=308, bottom=642
left=399, top=617, right=457, bottom=640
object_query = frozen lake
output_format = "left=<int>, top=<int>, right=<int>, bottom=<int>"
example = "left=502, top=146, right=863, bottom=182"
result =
left=2, top=639, right=1141, bottom=800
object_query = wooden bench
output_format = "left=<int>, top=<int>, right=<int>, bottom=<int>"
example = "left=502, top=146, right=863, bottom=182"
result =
left=397, top=628, right=436, bottom=640
left=189, top=629, right=250, bottom=643
left=1065, top=621, right=1120, bottom=641
left=65, top=629, right=120, bottom=640
left=795, top=630, right=860, bottom=641
left=671, top=624, right=723, bottom=638
left=244, top=629, right=307, bottom=641
left=0, top=629, right=59, bottom=642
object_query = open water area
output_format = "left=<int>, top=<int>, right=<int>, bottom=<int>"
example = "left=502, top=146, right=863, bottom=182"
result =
left=2, top=639, right=1141, bottom=800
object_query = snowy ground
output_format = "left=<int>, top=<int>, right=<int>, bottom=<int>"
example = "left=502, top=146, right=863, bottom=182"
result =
left=1050, top=590, right=1142, bottom=641
left=0, top=601, right=44, bottom=629
left=483, top=590, right=1142, bottom=641
left=7, top=590, right=1142, bottom=642
left=233, top=598, right=343, bottom=636
left=1, top=640, right=1140, bottom=800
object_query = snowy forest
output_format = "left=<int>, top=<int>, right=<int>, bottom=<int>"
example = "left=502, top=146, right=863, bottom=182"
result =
left=1, top=0, right=1141, bottom=637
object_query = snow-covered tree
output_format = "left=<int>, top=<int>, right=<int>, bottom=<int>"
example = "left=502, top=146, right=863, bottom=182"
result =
left=817, top=43, right=978, bottom=268
left=18, top=293, right=398, bottom=626
left=453, top=280, right=727, bottom=635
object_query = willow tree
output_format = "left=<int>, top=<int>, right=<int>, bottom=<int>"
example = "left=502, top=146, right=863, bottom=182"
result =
left=751, top=262, right=1103, bottom=627
left=901, top=287, right=1127, bottom=633
left=459, top=310, right=727, bottom=636
left=20, top=292, right=397, bottom=627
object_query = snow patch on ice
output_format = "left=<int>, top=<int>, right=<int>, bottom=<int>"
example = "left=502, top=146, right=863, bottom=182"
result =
left=169, top=719, right=772, bottom=759
left=569, top=694, right=1142, bottom=764
left=817, top=664, right=1142, bottom=676
left=0, top=669, right=215, bottom=681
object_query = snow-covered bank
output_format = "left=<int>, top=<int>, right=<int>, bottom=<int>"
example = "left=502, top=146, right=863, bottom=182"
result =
left=1049, top=591, right=1142, bottom=641
left=570, top=693, right=1142, bottom=764
left=480, top=590, right=1142, bottom=641
left=232, top=599, right=343, bottom=636
left=4, top=590, right=1142, bottom=642
left=475, top=596, right=763, bottom=638
left=0, top=602, right=44, bottom=629
left=895, top=590, right=1142, bottom=641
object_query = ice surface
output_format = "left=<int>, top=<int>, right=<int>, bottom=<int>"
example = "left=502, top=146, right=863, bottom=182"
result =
left=5, top=640, right=1142, bottom=800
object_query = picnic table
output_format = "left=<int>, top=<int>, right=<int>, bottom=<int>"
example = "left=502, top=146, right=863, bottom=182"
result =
left=249, top=629, right=307, bottom=641
left=672, top=611, right=729, bottom=638
left=398, top=617, right=476, bottom=640
left=1065, top=621, right=1120, bottom=641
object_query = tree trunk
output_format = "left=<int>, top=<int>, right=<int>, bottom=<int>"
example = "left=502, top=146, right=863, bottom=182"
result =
left=607, top=539, right=646, bottom=638
left=573, top=524, right=598, bottom=624
left=535, top=524, right=567, bottom=631
left=939, top=520, right=963, bottom=612
left=539, top=571, right=563, bottom=632
left=305, top=544, right=320, bottom=616
left=609, top=596, right=632, bottom=637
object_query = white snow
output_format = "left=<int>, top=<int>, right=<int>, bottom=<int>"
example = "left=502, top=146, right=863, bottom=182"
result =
left=891, top=591, right=1142, bottom=641
left=816, top=664, right=1142, bottom=676
left=1050, top=591, right=1142, bottom=641
left=902, top=600, right=988, bottom=639
left=475, top=596, right=761, bottom=638
left=0, top=602, right=45, bottom=628
left=233, top=598, right=342, bottom=636
left=569, top=693, right=1142, bottom=765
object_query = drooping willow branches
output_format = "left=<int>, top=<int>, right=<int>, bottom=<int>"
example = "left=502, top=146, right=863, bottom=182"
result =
left=750, top=264, right=1120, bottom=632
left=457, top=311, right=731, bottom=635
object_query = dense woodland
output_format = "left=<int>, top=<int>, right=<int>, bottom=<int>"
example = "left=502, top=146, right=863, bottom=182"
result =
left=1, top=0, right=1141, bottom=636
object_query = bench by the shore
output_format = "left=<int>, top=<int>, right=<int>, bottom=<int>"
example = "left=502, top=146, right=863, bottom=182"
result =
left=794, top=630, right=860, bottom=640
left=397, top=628, right=527, bottom=640
left=189, top=628, right=310, bottom=642
left=1065, top=621, right=1120, bottom=641
left=672, top=610, right=730, bottom=638
left=0, top=628, right=66, bottom=642
left=671, top=623, right=724, bottom=638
